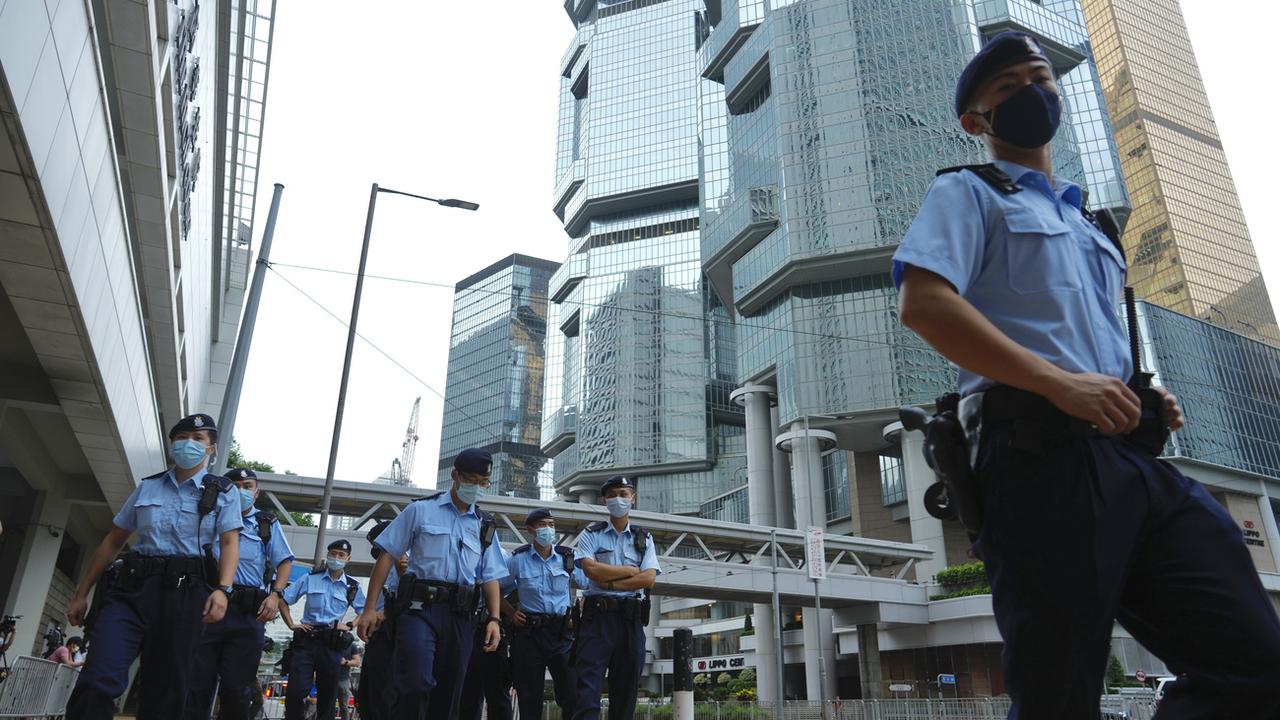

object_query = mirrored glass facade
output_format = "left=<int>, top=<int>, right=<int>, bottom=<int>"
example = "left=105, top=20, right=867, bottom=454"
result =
left=1137, top=301, right=1280, bottom=481
left=1081, top=0, right=1280, bottom=346
left=438, top=255, right=559, bottom=498
left=698, top=0, right=1129, bottom=448
left=546, top=0, right=747, bottom=513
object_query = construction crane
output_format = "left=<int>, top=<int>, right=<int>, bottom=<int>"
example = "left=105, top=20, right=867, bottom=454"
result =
left=396, top=397, right=420, bottom=486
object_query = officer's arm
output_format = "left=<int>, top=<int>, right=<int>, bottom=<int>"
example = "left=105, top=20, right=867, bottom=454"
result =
left=217, top=528, right=239, bottom=588
left=483, top=579, right=501, bottom=620
left=581, top=560, right=641, bottom=582
left=279, top=597, right=298, bottom=630
left=608, top=569, right=657, bottom=591
left=899, top=266, right=1074, bottom=398
left=361, top=552, right=395, bottom=619
left=272, top=559, right=293, bottom=594
left=71, top=526, right=131, bottom=603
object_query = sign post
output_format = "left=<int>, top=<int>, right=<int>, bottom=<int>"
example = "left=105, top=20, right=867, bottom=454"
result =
left=807, top=527, right=828, bottom=719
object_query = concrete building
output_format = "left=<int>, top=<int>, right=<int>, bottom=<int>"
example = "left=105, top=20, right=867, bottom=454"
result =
left=0, top=0, right=276, bottom=658
left=437, top=254, right=559, bottom=497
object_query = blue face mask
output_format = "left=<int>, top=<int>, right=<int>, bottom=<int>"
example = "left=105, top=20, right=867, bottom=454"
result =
left=980, top=82, right=1062, bottom=149
left=534, top=526, right=557, bottom=547
left=169, top=439, right=208, bottom=470
left=326, top=558, right=346, bottom=573
left=606, top=497, right=631, bottom=518
left=238, top=488, right=256, bottom=513
left=456, top=482, right=484, bottom=506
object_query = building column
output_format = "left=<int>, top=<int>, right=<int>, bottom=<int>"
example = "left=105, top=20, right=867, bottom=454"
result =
left=776, top=422, right=838, bottom=701
left=770, top=405, right=793, bottom=529
left=2, top=490, right=70, bottom=656
left=731, top=384, right=781, bottom=702
left=885, top=421, right=947, bottom=584
left=1259, top=481, right=1280, bottom=573
left=857, top=623, right=884, bottom=699
left=575, top=487, right=596, bottom=505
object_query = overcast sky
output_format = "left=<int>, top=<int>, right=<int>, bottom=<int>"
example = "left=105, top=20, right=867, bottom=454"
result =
left=232, top=1, right=1280, bottom=487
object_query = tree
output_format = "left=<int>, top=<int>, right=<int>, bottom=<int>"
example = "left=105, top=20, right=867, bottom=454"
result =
left=1106, top=656, right=1128, bottom=689
left=225, top=440, right=314, bottom=527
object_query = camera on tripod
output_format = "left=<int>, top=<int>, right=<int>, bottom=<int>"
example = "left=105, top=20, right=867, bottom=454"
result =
left=0, top=615, right=19, bottom=637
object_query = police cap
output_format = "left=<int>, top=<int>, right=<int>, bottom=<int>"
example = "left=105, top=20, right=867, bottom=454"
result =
left=327, top=539, right=352, bottom=554
left=454, top=448, right=493, bottom=477
left=168, top=413, right=218, bottom=440
left=600, top=475, right=635, bottom=494
left=226, top=467, right=257, bottom=482
left=367, top=520, right=392, bottom=559
left=954, top=31, right=1052, bottom=117
left=524, top=508, right=554, bottom=527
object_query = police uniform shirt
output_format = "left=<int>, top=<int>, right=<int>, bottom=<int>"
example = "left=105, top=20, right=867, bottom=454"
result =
left=375, top=567, right=401, bottom=613
left=282, top=570, right=366, bottom=625
left=218, top=511, right=295, bottom=589
left=574, top=523, right=661, bottom=598
left=112, top=467, right=243, bottom=556
left=373, top=493, right=508, bottom=587
left=892, top=160, right=1132, bottom=396
left=505, top=546, right=588, bottom=615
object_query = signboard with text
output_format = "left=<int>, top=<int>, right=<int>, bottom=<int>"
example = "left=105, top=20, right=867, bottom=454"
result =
left=694, top=655, right=747, bottom=672
left=806, top=526, right=826, bottom=580
left=938, top=673, right=956, bottom=686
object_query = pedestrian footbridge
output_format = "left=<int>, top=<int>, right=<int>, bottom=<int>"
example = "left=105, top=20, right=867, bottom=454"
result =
left=256, top=473, right=935, bottom=622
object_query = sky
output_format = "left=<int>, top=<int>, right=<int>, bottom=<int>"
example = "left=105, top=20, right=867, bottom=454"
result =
left=232, top=1, right=1280, bottom=487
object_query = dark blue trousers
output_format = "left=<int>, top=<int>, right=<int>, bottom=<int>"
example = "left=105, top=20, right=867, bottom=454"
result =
left=973, top=421, right=1280, bottom=720
left=356, top=626, right=395, bottom=720
left=510, top=625, right=575, bottom=720
left=459, top=630, right=512, bottom=720
left=389, top=603, right=473, bottom=719
left=572, top=611, right=644, bottom=720
left=66, top=575, right=208, bottom=720
left=183, top=604, right=265, bottom=720
left=285, top=637, right=342, bottom=720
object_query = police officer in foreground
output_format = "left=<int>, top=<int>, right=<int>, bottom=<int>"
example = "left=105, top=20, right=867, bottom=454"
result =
left=65, top=413, right=243, bottom=720
left=893, top=31, right=1280, bottom=719
left=503, top=508, right=586, bottom=720
left=185, top=468, right=295, bottom=720
left=354, top=520, right=408, bottom=720
left=279, top=539, right=366, bottom=720
left=573, top=476, right=660, bottom=720
left=459, top=543, right=514, bottom=720
left=354, top=448, right=508, bottom=718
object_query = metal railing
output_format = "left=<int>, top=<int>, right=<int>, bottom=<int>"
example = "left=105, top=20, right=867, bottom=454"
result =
left=0, top=656, right=79, bottom=718
left=540, top=698, right=1157, bottom=720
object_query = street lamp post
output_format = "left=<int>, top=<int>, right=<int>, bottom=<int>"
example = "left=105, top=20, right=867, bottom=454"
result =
left=313, top=183, right=478, bottom=561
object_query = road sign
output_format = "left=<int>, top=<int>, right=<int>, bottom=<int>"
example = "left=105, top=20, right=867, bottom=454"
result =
left=1135, top=669, right=1147, bottom=683
left=889, top=683, right=913, bottom=693
left=806, top=527, right=826, bottom=580
left=938, top=673, right=956, bottom=686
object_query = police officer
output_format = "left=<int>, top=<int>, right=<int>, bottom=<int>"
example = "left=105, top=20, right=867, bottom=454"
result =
left=459, top=543, right=514, bottom=720
left=503, top=508, right=586, bottom=720
left=185, top=468, right=295, bottom=720
left=355, top=521, right=408, bottom=720
left=65, top=413, right=242, bottom=720
left=354, top=448, right=508, bottom=719
left=893, top=30, right=1280, bottom=719
left=279, top=539, right=366, bottom=720
left=573, top=476, right=660, bottom=720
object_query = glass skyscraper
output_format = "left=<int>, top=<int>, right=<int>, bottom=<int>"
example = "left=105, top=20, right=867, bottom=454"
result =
left=543, top=0, right=747, bottom=514
left=1080, top=0, right=1280, bottom=345
left=438, top=254, right=559, bottom=498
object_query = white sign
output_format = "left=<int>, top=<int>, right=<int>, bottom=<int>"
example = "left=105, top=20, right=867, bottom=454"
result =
left=806, top=526, right=826, bottom=580
left=889, top=683, right=913, bottom=693
left=694, top=655, right=747, bottom=672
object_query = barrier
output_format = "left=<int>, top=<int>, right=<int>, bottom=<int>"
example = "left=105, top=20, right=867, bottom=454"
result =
left=0, top=655, right=80, bottom=718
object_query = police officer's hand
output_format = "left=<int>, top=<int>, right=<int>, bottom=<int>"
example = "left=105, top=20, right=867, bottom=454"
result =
left=1151, top=386, right=1186, bottom=431
left=1046, top=372, right=1141, bottom=435
left=257, top=593, right=280, bottom=623
left=66, top=595, right=89, bottom=627
left=482, top=620, right=501, bottom=653
left=354, top=610, right=380, bottom=642
left=204, top=588, right=229, bottom=624
left=511, top=610, right=528, bottom=627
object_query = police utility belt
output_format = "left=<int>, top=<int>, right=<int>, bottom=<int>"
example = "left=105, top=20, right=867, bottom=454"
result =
left=293, top=626, right=355, bottom=652
left=391, top=576, right=477, bottom=616
left=229, top=584, right=269, bottom=614
left=515, top=611, right=572, bottom=635
left=117, top=553, right=206, bottom=590
left=582, top=595, right=650, bottom=625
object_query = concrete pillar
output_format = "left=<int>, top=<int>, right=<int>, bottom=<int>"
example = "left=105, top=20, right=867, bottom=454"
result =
left=731, top=384, right=780, bottom=702
left=770, top=405, right=793, bottom=529
left=886, top=422, right=947, bottom=584
left=576, top=488, right=596, bottom=505
left=857, top=623, right=884, bottom=698
left=2, top=491, right=70, bottom=657
left=1258, top=481, right=1280, bottom=573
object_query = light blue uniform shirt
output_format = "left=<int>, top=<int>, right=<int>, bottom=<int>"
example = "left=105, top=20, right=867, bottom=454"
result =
left=504, top=545, right=588, bottom=615
left=574, top=523, right=661, bottom=598
left=892, top=160, right=1132, bottom=396
left=282, top=569, right=366, bottom=625
left=373, top=493, right=508, bottom=587
left=113, top=467, right=243, bottom=556
left=375, top=569, right=402, bottom=613
left=216, top=511, right=295, bottom=590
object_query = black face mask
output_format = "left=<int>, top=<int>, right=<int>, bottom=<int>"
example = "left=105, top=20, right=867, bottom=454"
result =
left=975, top=82, right=1062, bottom=149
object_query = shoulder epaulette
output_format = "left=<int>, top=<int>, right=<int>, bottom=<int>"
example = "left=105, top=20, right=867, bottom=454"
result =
left=410, top=492, right=444, bottom=503
left=142, top=470, right=168, bottom=481
left=255, top=510, right=277, bottom=526
left=554, top=545, right=574, bottom=557
left=586, top=521, right=609, bottom=533
left=1083, top=207, right=1126, bottom=262
left=937, top=164, right=1021, bottom=195
left=513, top=544, right=533, bottom=555
left=202, top=475, right=234, bottom=492
left=476, top=508, right=495, bottom=523
left=308, top=565, right=325, bottom=575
